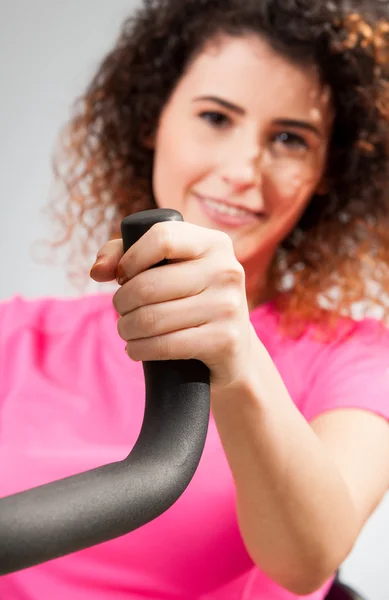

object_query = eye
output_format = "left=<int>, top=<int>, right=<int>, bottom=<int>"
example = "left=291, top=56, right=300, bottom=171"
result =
left=273, top=132, right=308, bottom=152
left=199, top=111, right=231, bottom=128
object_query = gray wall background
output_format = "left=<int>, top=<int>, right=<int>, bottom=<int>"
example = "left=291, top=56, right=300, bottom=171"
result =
left=0, top=1, right=388, bottom=597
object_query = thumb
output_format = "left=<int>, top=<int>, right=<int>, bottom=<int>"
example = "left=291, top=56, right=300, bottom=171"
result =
left=90, top=239, right=124, bottom=282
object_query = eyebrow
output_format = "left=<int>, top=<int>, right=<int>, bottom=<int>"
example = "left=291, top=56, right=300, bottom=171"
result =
left=193, top=96, right=323, bottom=138
left=193, top=96, right=245, bottom=115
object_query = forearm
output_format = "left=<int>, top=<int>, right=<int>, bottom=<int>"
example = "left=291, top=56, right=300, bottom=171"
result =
left=211, top=328, right=359, bottom=594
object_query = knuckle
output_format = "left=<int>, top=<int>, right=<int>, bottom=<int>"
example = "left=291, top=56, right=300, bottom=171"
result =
left=217, top=324, right=240, bottom=353
left=155, top=335, right=169, bottom=360
left=154, top=222, right=174, bottom=258
left=229, top=261, right=245, bottom=283
left=96, top=240, right=113, bottom=258
left=97, top=238, right=123, bottom=265
left=180, top=339, right=195, bottom=361
left=125, top=342, right=142, bottom=362
left=217, top=231, right=234, bottom=250
left=117, top=316, right=128, bottom=341
left=220, top=294, right=241, bottom=319
left=137, top=275, right=157, bottom=304
left=218, top=262, right=245, bottom=287
left=112, top=287, right=128, bottom=316
left=138, top=305, right=157, bottom=332
left=226, top=324, right=241, bottom=347
left=112, top=290, right=121, bottom=315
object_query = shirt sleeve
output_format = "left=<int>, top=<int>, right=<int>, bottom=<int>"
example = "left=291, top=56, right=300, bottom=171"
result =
left=301, top=318, right=389, bottom=423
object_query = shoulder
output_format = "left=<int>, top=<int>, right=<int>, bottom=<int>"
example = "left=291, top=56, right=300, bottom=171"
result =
left=251, top=299, right=389, bottom=366
left=250, top=302, right=389, bottom=420
left=300, top=316, right=389, bottom=422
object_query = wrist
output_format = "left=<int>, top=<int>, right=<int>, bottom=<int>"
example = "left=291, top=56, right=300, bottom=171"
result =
left=211, top=326, right=270, bottom=410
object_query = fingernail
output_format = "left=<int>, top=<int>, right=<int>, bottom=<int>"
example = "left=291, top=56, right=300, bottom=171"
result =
left=117, top=275, right=127, bottom=286
left=95, top=249, right=107, bottom=263
left=90, top=256, right=104, bottom=278
left=116, top=264, right=127, bottom=286
left=91, top=256, right=103, bottom=270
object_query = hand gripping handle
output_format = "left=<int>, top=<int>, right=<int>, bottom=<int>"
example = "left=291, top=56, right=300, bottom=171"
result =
left=0, top=208, right=210, bottom=575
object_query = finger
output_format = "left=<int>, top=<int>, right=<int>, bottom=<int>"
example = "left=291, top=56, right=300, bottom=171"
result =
left=125, top=327, right=204, bottom=362
left=124, top=320, right=237, bottom=380
left=116, top=221, right=230, bottom=284
left=90, top=239, right=124, bottom=282
left=113, top=259, right=210, bottom=315
left=117, top=291, right=218, bottom=341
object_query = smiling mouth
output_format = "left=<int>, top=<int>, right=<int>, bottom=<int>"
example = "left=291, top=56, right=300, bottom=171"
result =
left=194, top=193, right=265, bottom=220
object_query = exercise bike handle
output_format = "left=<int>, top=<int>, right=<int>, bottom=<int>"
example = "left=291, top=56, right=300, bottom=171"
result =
left=0, top=208, right=210, bottom=576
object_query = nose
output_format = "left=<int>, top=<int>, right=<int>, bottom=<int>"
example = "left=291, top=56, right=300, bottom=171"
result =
left=219, top=133, right=262, bottom=192
left=221, top=162, right=259, bottom=193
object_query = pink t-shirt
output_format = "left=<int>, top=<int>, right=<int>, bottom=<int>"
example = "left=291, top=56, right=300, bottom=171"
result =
left=1, top=293, right=389, bottom=599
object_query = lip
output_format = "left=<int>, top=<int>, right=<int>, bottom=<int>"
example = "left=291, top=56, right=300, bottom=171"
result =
left=194, top=192, right=264, bottom=228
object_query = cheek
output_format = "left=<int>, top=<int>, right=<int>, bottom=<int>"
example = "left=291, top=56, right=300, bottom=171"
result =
left=152, top=131, right=210, bottom=207
left=266, top=163, right=319, bottom=222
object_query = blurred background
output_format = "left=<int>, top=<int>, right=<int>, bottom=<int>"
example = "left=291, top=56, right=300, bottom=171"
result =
left=0, top=1, right=388, bottom=597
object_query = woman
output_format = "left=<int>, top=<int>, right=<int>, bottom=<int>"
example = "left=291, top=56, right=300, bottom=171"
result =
left=1, top=0, right=389, bottom=598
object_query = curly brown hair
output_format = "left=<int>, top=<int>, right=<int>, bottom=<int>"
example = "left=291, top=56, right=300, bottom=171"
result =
left=45, top=0, right=389, bottom=334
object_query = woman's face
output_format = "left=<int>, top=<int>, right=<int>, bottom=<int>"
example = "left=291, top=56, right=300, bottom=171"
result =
left=152, top=34, right=333, bottom=280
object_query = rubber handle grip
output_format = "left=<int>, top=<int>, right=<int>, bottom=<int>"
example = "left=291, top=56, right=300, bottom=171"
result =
left=0, top=208, right=210, bottom=576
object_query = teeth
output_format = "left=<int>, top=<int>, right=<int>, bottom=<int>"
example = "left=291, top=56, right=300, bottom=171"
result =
left=202, top=198, right=253, bottom=217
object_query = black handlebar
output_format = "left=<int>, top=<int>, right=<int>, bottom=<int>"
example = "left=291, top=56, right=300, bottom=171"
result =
left=0, top=209, right=210, bottom=576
